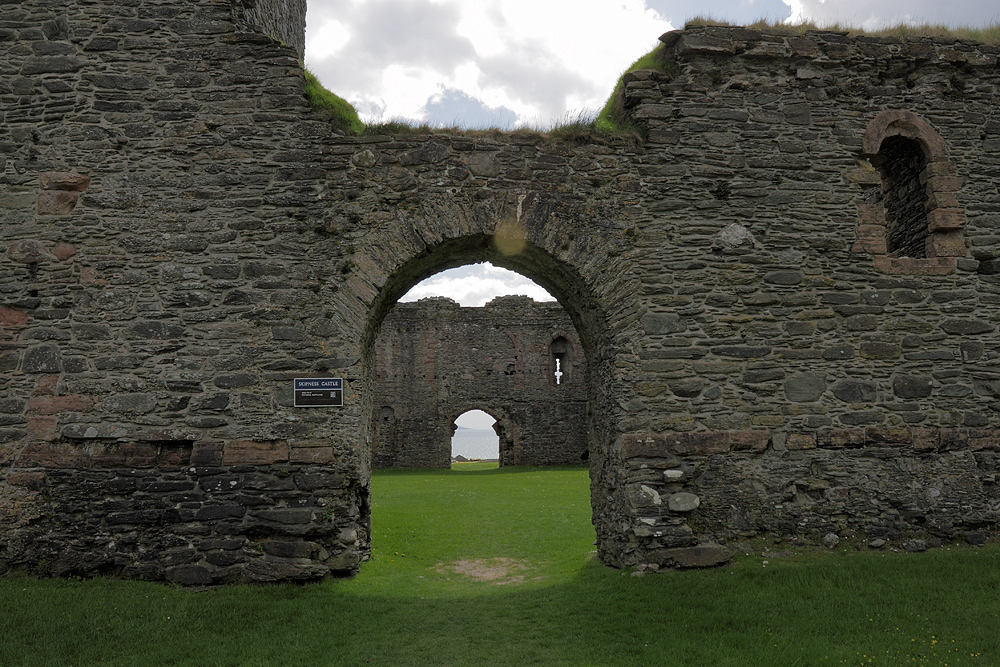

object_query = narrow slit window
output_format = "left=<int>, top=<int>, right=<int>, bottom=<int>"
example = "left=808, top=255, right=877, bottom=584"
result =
left=550, top=336, right=570, bottom=385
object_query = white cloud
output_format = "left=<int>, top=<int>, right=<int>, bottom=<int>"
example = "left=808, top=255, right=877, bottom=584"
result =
left=399, top=263, right=555, bottom=307
left=455, top=409, right=497, bottom=429
left=305, top=0, right=672, bottom=127
left=782, top=0, right=999, bottom=28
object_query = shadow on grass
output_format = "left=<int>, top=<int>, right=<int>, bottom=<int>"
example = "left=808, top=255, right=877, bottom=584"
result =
left=2, top=465, right=998, bottom=666
left=2, top=546, right=998, bottom=666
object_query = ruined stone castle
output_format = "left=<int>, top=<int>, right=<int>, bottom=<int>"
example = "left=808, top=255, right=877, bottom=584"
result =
left=2, top=0, right=999, bottom=583
left=372, top=296, right=587, bottom=468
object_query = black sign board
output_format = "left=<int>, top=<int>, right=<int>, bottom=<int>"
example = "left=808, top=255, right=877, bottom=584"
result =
left=293, top=378, right=343, bottom=407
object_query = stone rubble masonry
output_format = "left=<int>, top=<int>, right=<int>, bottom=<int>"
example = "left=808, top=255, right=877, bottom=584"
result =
left=2, top=5, right=1000, bottom=582
left=372, top=296, right=587, bottom=467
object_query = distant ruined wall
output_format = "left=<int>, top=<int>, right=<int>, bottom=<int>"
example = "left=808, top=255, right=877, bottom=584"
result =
left=372, top=296, right=587, bottom=468
left=2, top=2, right=1000, bottom=583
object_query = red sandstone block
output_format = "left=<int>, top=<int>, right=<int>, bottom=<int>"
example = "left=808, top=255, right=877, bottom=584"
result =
left=666, top=432, right=730, bottom=456
left=939, top=429, right=969, bottom=451
left=7, top=471, right=46, bottom=490
left=730, top=430, right=770, bottom=452
left=32, top=376, right=59, bottom=396
left=90, top=442, right=158, bottom=469
left=925, top=231, right=966, bottom=258
left=27, top=417, right=59, bottom=442
left=19, top=442, right=90, bottom=468
left=852, top=224, right=888, bottom=254
left=290, top=446, right=335, bottom=464
left=857, top=205, right=885, bottom=226
left=27, top=395, right=93, bottom=415
left=53, top=243, right=77, bottom=261
left=969, top=430, right=1000, bottom=451
left=39, top=172, right=90, bottom=192
left=223, top=439, right=289, bottom=465
left=816, top=428, right=865, bottom=448
left=80, top=267, right=108, bottom=286
left=620, top=433, right=669, bottom=459
left=157, top=444, right=192, bottom=467
left=921, top=174, right=962, bottom=192
left=0, top=306, right=29, bottom=328
left=37, top=190, right=81, bottom=215
left=0, top=444, right=17, bottom=467
left=925, top=192, right=960, bottom=212
left=786, top=433, right=816, bottom=450
left=191, top=440, right=224, bottom=466
left=927, top=208, right=965, bottom=233
left=865, top=427, right=911, bottom=445
left=921, top=161, right=956, bottom=180
left=911, top=429, right=940, bottom=451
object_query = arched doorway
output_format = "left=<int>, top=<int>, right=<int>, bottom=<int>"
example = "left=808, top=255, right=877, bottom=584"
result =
left=450, top=409, right=501, bottom=462
left=353, top=201, right=643, bottom=567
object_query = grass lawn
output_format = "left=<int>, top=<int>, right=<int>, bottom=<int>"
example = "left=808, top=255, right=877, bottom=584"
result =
left=2, top=463, right=998, bottom=666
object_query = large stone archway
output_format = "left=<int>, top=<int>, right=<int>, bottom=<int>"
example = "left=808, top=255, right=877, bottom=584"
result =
left=351, top=215, right=644, bottom=567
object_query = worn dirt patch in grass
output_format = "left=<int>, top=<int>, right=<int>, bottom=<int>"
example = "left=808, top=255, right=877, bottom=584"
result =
left=435, top=558, right=537, bottom=585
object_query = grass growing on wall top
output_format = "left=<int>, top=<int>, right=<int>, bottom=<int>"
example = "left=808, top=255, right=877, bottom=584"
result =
left=593, top=42, right=675, bottom=136
left=2, top=464, right=999, bottom=666
left=303, top=67, right=365, bottom=136
left=685, top=16, right=1000, bottom=44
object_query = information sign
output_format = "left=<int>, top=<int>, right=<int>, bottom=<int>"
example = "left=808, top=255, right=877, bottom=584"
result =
left=293, top=378, right=343, bottom=407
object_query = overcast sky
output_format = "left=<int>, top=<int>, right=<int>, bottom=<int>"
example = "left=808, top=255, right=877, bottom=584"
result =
left=305, top=0, right=999, bottom=129
left=306, top=0, right=998, bottom=309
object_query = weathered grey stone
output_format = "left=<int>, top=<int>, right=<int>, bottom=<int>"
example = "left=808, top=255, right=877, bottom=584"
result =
left=125, top=321, right=185, bottom=340
left=62, top=423, right=130, bottom=439
left=165, top=565, right=214, bottom=586
left=893, top=375, right=933, bottom=399
left=784, top=373, right=826, bottom=402
left=763, top=270, right=803, bottom=286
left=832, top=380, right=876, bottom=403
left=642, top=312, right=685, bottom=335
left=351, top=149, right=378, bottom=168
left=99, top=393, right=157, bottom=414
left=823, top=345, right=856, bottom=360
left=715, top=222, right=759, bottom=248
left=940, top=319, right=995, bottom=335
left=22, top=345, right=62, bottom=373
left=668, top=492, right=700, bottom=512
left=822, top=532, right=840, bottom=549
left=21, top=56, right=83, bottom=75
left=654, top=543, right=731, bottom=569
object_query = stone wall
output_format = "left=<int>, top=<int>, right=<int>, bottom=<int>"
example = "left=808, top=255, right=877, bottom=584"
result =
left=2, top=4, right=1000, bottom=582
left=372, top=296, right=587, bottom=467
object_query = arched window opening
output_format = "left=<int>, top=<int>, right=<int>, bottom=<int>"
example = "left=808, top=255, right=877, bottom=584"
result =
left=451, top=409, right=499, bottom=462
left=872, top=135, right=928, bottom=258
left=855, top=110, right=966, bottom=275
left=550, top=336, right=570, bottom=385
